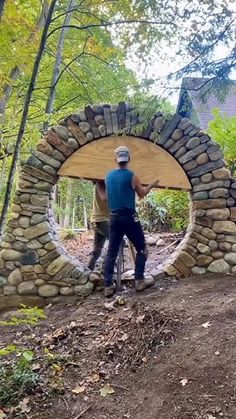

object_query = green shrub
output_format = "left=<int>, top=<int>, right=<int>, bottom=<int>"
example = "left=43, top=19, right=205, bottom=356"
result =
left=138, top=190, right=189, bottom=232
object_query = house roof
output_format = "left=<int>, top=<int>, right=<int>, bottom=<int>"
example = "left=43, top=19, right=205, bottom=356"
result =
left=176, top=77, right=236, bottom=129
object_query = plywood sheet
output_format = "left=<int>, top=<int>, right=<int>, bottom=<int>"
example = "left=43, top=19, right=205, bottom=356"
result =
left=58, top=136, right=191, bottom=190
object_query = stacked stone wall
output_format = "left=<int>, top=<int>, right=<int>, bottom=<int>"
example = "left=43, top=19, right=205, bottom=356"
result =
left=0, top=103, right=236, bottom=305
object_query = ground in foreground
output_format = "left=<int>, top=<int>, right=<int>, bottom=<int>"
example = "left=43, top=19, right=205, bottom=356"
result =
left=1, top=274, right=236, bottom=419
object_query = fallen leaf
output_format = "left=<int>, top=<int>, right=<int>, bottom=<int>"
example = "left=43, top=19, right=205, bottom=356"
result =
left=18, top=397, right=31, bottom=413
left=91, top=373, right=100, bottom=382
left=31, top=362, right=41, bottom=371
left=100, top=384, right=115, bottom=397
left=202, top=322, right=212, bottom=328
left=0, top=410, right=6, bottom=419
left=136, top=315, right=145, bottom=324
left=180, top=378, right=188, bottom=386
left=72, top=385, right=86, bottom=394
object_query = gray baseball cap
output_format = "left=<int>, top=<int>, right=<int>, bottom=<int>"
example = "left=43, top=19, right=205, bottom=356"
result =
left=115, top=146, right=130, bottom=163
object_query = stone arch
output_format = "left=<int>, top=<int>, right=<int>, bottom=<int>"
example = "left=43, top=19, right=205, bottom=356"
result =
left=1, top=102, right=236, bottom=303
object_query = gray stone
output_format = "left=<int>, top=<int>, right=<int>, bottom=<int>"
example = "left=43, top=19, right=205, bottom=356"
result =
left=213, top=221, right=236, bottom=235
left=178, top=144, right=207, bottom=164
left=71, top=267, right=83, bottom=279
left=18, top=281, right=38, bottom=295
left=51, top=150, right=65, bottom=162
left=54, top=125, right=70, bottom=141
left=13, top=227, right=24, bottom=237
left=196, top=153, right=209, bottom=165
left=20, top=250, right=39, bottom=265
left=208, top=259, right=230, bottom=273
left=201, top=228, right=216, bottom=240
left=224, top=253, right=236, bottom=265
left=195, top=209, right=206, bottom=217
left=46, top=255, right=70, bottom=276
left=178, top=118, right=191, bottom=131
left=26, top=155, right=43, bottom=169
left=19, top=193, right=31, bottom=203
left=188, top=160, right=224, bottom=177
left=158, top=114, right=181, bottom=144
left=225, top=235, right=236, bottom=243
left=163, top=139, right=174, bottom=150
left=169, top=136, right=189, bottom=154
left=78, top=122, right=90, bottom=134
left=209, top=188, right=229, bottom=199
left=86, top=132, right=93, bottom=141
left=31, top=194, right=49, bottom=207
left=156, top=238, right=165, bottom=246
left=33, top=150, right=61, bottom=169
left=98, top=125, right=106, bottom=136
left=197, top=243, right=210, bottom=255
left=38, top=233, right=53, bottom=244
left=175, top=146, right=186, bottom=159
left=201, top=173, right=212, bottom=183
left=8, top=268, right=22, bottom=286
left=209, top=150, right=224, bottom=161
left=60, top=286, right=74, bottom=296
left=208, top=240, right=218, bottom=250
left=206, top=208, right=230, bottom=220
left=186, top=137, right=201, bottom=150
left=78, top=110, right=87, bottom=121
left=211, top=250, right=223, bottom=259
left=74, top=281, right=94, bottom=296
left=0, top=277, right=7, bottom=286
left=24, top=222, right=50, bottom=240
left=35, top=278, right=45, bottom=286
left=5, top=261, right=15, bottom=270
left=192, top=191, right=208, bottom=200
left=212, top=168, right=231, bottom=180
left=38, top=284, right=59, bottom=297
left=42, top=165, right=57, bottom=176
left=70, top=114, right=81, bottom=123
left=30, top=213, right=47, bottom=226
left=171, top=129, right=183, bottom=140
left=232, top=244, right=236, bottom=252
left=68, top=137, right=79, bottom=149
left=193, top=180, right=224, bottom=192
left=4, top=286, right=17, bottom=295
left=191, top=266, right=206, bottom=275
left=12, top=241, right=27, bottom=252
left=3, top=234, right=15, bottom=243
left=35, top=181, right=52, bottom=192
left=0, top=249, right=22, bottom=261
left=94, top=115, right=104, bottom=125
left=21, top=203, right=47, bottom=214
left=27, top=239, right=43, bottom=249
left=191, top=177, right=200, bottom=186
left=227, top=197, right=235, bottom=207
left=153, top=116, right=165, bottom=131
left=183, top=160, right=197, bottom=172
left=218, top=242, right=231, bottom=251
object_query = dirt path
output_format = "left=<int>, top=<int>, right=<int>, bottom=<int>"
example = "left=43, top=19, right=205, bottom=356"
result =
left=1, top=274, right=236, bottom=419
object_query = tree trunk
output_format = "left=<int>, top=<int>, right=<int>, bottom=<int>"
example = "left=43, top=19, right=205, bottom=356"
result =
left=63, top=178, right=73, bottom=228
left=44, top=0, right=76, bottom=132
left=0, top=0, right=6, bottom=19
left=0, top=0, right=57, bottom=240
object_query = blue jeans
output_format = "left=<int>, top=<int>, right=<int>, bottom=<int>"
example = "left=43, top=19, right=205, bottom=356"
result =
left=104, top=214, right=147, bottom=287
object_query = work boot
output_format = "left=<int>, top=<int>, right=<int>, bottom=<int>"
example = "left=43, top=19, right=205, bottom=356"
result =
left=135, top=276, right=155, bottom=292
left=104, top=283, right=116, bottom=298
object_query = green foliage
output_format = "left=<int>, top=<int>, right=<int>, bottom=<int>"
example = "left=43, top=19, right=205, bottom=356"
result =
left=0, top=350, right=38, bottom=407
left=0, top=304, right=46, bottom=326
left=0, top=344, right=18, bottom=356
left=138, top=190, right=189, bottom=232
left=207, top=108, right=236, bottom=174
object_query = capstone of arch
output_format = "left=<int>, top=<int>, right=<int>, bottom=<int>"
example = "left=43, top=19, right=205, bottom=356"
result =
left=1, top=102, right=236, bottom=307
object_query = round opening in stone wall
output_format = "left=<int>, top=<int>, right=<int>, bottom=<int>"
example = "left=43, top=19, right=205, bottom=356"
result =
left=1, top=103, right=236, bottom=304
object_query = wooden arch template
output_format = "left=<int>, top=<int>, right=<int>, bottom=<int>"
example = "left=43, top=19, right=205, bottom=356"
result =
left=1, top=103, right=236, bottom=306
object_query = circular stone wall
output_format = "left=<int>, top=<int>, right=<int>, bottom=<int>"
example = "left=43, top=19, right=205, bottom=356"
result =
left=1, top=102, right=236, bottom=305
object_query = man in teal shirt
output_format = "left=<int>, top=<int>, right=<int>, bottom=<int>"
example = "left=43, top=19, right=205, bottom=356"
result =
left=104, top=146, right=159, bottom=297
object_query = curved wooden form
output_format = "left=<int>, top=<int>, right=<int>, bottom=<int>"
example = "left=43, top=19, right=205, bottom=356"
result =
left=58, top=136, right=191, bottom=190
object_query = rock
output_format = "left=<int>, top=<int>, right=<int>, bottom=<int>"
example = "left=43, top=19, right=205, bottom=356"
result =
left=188, top=160, right=224, bottom=177
left=191, top=266, right=206, bottom=275
left=17, top=216, right=30, bottom=229
left=31, top=213, right=47, bottom=225
left=191, top=177, right=200, bottom=186
left=186, top=137, right=201, bottom=150
left=206, top=208, right=230, bottom=220
left=227, top=197, right=235, bottom=207
left=232, top=244, right=236, bottom=252
left=37, top=139, right=53, bottom=155
left=4, top=286, right=17, bottom=295
left=76, top=271, right=90, bottom=285
left=208, top=259, right=230, bottom=273
left=31, top=194, right=49, bottom=206
left=196, top=255, right=213, bottom=266
left=193, top=198, right=226, bottom=210
left=213, top=221, right=236, bottom=235
left=183, top=160, right=197, bottom=171
left=211, top=250, right=223, bottom=259
left=44, top=241, right=57, bottom=251
left=60, top=286, right=74, bottom=296
left=42, top=165, right=57, bottom=175
left=20, top=250, right=39, bottom=265
left=156, top=238, right=165, bottom=246
left=35, top=279, right=45, bottom=286
left=46, top=255, right=70, bottom=276
left=27, top=239, right=43, bottom=249
left=8, top=268, right=22, bottom=285
left=209, top=188, right=229, bottom=199
left=18, top=281, right=38, bottom=295
left=178, top=118, right=191, bottom=131
left=218, top=242, right=231, bottom=251
left=74, top=281, right=94, bottom=296
left=5, top=261, right=15, bottom=270
left=68, top=137, right=79, bottom=149
left=178, top=144, right=207, bottom=164
left=54, top=125, right=70, bottom=141
left=1, top=249, right=22, bottom=261
left=13, top=227, right=24, bottom=237
left=86, top=132, right=93, bottom=141
left=0, top=277, right=7, bottom=286
left=38, top=233, right=53, bottom=244
left=201, top=173, right=212, bottom=183
left=201, top=227, right=216, bottom=240
left=21, top=203, right=47, bottom=214
left=19, top=193, right=30, bottom=203
left=24, top=222, right=50, bottom=240
left=163, top=264, right=179, bottom=276
left=154, top=116, right=165, bottom=131
left=209, top=150, right=224, bottom=161
left=197, top=243, right=210, bottom=255
left=79, top=122, right=90, bottom=134
left=32, top=150, right=61, bottom=170
left=12, top=241, right=27, bottom=252
left=146, top=236, right=157, bottom=246
left=212, top=168, right=231, bottom=179
left=192, top=191, right=208, bottom=200
left=208, top=240, right=218, bottom=250
left=224, top=253, right=236, bottom=265
left=178, top=251, right=196, bottom=267
left=38, top=284, right=59, bottom=297
left=71, top=267, right=83, bottom=279
left=35, top=181, right=52, bottom=192
left=38, top=249, right=47, bottom=257
left=195, top=209, right=206, bottom=217
left=171, top=129, right=183, bottom=140
left=196, top=153, right=208, bottom=165
left=3, top=234, right=15, bottom=243
left=225, top=235, right=236, bottom=243
left=98, top=125, right=106, bottom=136
left=193, top=180, right=224, bottom=192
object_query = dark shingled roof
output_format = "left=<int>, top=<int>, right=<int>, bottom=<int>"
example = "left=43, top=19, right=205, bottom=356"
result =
left=176, top=77, right=236, bottom=129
